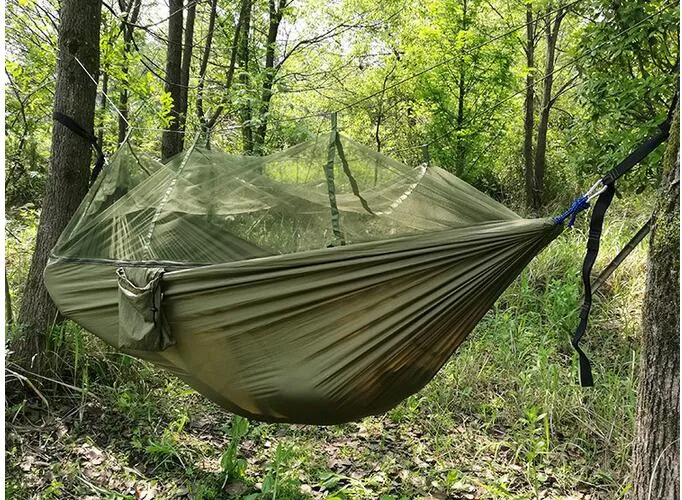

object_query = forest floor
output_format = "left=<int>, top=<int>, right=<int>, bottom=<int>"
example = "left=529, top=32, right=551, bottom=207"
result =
left=5, top=202, right=651, bottom=499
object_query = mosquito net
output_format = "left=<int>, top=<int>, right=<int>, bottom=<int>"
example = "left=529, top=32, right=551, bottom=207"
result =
left=52, top=132, right=519, bottom=266
left=45, top=130, right=564, bottom=424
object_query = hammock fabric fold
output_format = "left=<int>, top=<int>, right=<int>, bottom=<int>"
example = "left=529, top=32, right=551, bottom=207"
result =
left=44, top=132, right=562, bottom=424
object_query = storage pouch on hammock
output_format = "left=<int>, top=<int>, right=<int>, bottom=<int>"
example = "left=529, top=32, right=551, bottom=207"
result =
left=116, top=267, right=174, bottom=351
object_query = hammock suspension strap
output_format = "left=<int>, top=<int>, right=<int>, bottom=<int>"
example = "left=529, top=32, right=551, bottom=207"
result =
left=53, top=111, right=105, bottom=186
left=569, top=97, right=676, bottom=386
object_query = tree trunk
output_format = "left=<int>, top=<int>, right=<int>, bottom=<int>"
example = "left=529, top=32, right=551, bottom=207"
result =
left=118, top=0, right=141, bottom=145
left=523, top=2, right=535, bottom=210
left=6, top=270, right=13, bottom=326
left=631, top=105, right=680, bottom=499
left=178, top=0, right=196, bottom=145
left=14, top=0, right=101, bottom=372
left=238, top=0, right=253, bottom=154
left=197, top=0, right=218, bottom=135
left=454, top=0, right=467, bottom=174
left=161, top=0, right=184, bottom=160
left=98, top=71, right=108, bottom=147
left=118, top=85, right=129, bottom=145
left=532, top=7, right=564, bottom=212
left=253, top=0, right=284, bottom=155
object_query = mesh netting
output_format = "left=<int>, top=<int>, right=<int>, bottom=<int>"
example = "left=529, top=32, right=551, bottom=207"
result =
left=53, top=132, right=519, bottom=265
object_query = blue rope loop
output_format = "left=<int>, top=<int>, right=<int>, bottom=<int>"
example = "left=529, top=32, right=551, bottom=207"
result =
left=553, top=195, right=590, bottom=227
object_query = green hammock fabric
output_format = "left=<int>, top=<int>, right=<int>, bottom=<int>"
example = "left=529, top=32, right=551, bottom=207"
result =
left=44, top=133, right=562, bottom=424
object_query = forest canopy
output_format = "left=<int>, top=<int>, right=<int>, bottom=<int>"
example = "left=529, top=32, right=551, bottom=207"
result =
left=6, top=0, right=679, bottom=212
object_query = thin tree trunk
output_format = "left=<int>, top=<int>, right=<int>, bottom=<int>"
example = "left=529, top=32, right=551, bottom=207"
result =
left=118, top=0, right=141, bottom=145
left=454, top=0, right=467, bottom=174
left=118, top=87, right=128, bottom=144
left=523, top=2, right=535, bottom=210
left=374, top=111, right=382, bottom=152
left=238, top=0, right=253, bottom=154
left=161, top=0, right=184, bottom=160
left=14, top=0, right=101, bottom=373
left=98, top=71, right=108, bottom=147
left=455, top=68, right=466, bottom=172
left=198, top=0, right=250, bottom=141
left=374, top=63, right=397, bottom=153
left=178, top=0, right=196, bottom=145
left=532, top=6, right=564, bottom=212
left=631, top=105, right=680, bottom=499
left=197, top=0, right=218, bottom=137
left=252, top=0, right=284, bottom=155
left=6, top=270, right=13, bottom=327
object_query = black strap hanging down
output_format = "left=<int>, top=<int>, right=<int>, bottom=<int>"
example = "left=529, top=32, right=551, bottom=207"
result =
left=572, top=98, right=676, bottom=386
left=53, top=111, right=105, bottom=186
left=572, top=183, right=615, bottom=387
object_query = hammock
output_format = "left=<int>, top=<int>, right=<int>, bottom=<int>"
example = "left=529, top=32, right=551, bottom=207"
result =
left=45, top=130, right=563, bottom=424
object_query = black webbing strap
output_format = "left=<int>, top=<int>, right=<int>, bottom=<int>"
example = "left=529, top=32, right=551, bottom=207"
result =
left=572, top=97, right=676, bottom=386
left=572, top=183, right=615, bottom=387
left=53, top=112, right=105, bottom=186
left=601, top=128, right=671, bottom=185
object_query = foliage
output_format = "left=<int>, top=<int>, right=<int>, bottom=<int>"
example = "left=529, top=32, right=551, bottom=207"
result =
left=5, top=205, right=653, bottom=497
left=5, top=0, right=58, bottom=208
left=220, top=415, right=250, bottom=483
left=5, top=0, right=678, bottom=211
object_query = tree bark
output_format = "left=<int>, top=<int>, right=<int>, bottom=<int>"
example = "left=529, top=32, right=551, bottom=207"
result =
left=197, top=0, right=218, bottom=137
left=178, top=0, right=196, bottom=145
left=117, top=0, right=141, bottom=145
left=14, top=0, right=101, bottom=372
left=6, top=270, right=13, bottom=326
left=532, top=6, right=565, bottom=212
left=252, top=0, right=284, bottom=155
left=198, top=0, right=250, bottom=143
left=238, top=0, right=254, bottom=154
left=454, top=0, right=467, bottom=175
left=99, top=71, right=108, bottom=147
left=523, top=2, right=535, bottom=210
left=631, top=105, right=680, bottom=499
left=161, top=0, right=184, bottom=160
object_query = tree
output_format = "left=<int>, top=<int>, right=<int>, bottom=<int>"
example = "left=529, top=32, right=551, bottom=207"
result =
left=14, top=0, right=102, bottom=372
left=177, top=0, right=196, bottom=141
left=453, top=0, right=469, bottom=172
left=161, top=0, right=184, bottom=160
left=117, top=0, right=142, bottom=145
left=196, top=0, right=249, bottom=145
left=531, top=3, right=567, bottom=212
left=630, top=104, right=679, bottom=498
left=251, top=0, right=288, bottom=155
left=5, top=0, right=58, bottom=208
left=570, top=0, right=678, bottom=193
left=237, top=0, right=254, bottom=154
left=523, top=1, right=536, bottom=209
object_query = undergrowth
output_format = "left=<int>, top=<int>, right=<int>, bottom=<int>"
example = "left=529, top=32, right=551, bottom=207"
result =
left=5, top=200, right=651, bottom=499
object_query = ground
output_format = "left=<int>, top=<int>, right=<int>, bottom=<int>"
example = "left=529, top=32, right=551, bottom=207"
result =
left=5, top=203, right=649, bottom=499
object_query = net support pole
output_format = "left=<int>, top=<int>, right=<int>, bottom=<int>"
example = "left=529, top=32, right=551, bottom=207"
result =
left=325, top=112, right=345, bottom=246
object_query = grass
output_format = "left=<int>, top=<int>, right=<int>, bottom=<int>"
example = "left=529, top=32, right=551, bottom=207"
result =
left=5, top=202, right=651, bottom=499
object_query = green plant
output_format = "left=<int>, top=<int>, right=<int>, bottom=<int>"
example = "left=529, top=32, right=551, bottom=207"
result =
left=220, top=416, right=250, bottom=484
left=259, top=443, right=302, bottom=499
left=145, top=414, right=191, bottom=470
